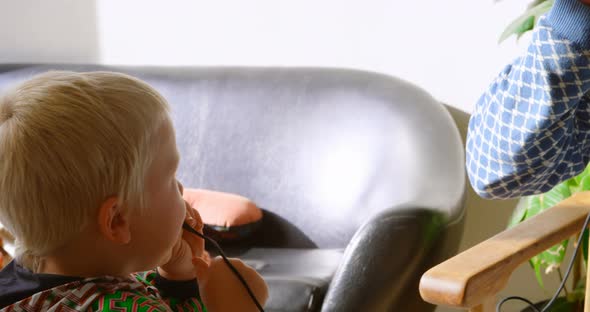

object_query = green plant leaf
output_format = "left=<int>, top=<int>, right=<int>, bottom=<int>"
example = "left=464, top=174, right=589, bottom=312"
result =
left=508, top=197, right=528, bottom=228
left=566, top=166, right=590, bottom=264
left=579, top=176, right=590, bottom=191
left=572, top=169, right=590, bottom=193
left=531, top=238, right=568, bottom=272
left=530, top=254, right=545, bottom=288
left=525, top=182, right=571, bottom=217
left=520, top=181, right=571, bottom=287
left=564, top=164, right=590, bottom=193
left=498, top=0, right=554, bottom=43
left=511, top=164, right=590, bottom=290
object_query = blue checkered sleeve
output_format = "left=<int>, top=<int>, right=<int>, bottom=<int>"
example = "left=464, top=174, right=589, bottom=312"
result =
left=466, top=0, right=590, bottom=199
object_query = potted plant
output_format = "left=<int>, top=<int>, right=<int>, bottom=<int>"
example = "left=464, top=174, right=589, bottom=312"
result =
left=508, top=165, right=590, bottom=311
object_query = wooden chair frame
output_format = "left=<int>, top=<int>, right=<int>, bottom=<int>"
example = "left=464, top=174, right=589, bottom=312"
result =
left=419, top=191, right=590, bottom=312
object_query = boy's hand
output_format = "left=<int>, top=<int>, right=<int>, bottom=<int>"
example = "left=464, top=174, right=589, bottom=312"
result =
left=158, top=201, right=208, bottom=281
left=200, top=257, right=269, bottom=312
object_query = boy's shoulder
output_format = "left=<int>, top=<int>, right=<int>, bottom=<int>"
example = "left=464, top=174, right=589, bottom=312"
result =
left=0, top=260, right=80, bottom=309
left=1, top=269, right=170, bottom=311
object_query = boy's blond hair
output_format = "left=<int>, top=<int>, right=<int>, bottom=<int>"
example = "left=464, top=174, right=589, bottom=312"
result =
left=0, top=71, right=170, bottom=271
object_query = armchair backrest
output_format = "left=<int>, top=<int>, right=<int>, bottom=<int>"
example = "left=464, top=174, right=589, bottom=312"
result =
left=0, top=65, right=466, bottom=250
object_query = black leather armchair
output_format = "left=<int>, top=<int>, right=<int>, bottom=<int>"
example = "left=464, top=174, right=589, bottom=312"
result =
left=0, top=65, right=466, bottom=312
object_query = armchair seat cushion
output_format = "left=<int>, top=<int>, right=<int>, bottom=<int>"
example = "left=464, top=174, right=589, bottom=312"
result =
left=239, top=248, right=343, bottom=312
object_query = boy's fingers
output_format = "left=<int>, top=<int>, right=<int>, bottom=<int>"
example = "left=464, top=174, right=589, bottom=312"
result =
left=202, top=251, right=211, bottom=265
left=193, top=256, right=210, bottom=282
left=184, top=201, right=203, bottom=231
left=182, top=200, right=208, bottom=261
left=182, top=229, right=205, bottom=258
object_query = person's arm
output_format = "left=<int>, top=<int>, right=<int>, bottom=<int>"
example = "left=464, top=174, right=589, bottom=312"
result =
left=466, top=0, right=590, bottom=199
left=199, top=257, right=269, bottom=312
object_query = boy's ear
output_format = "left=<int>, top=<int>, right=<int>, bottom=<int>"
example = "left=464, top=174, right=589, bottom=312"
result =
left=97, top=197, right=131, bottom=244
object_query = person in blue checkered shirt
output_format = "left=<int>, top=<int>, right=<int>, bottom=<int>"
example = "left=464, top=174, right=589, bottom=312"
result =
left=466, top=0, right=590, bottom=199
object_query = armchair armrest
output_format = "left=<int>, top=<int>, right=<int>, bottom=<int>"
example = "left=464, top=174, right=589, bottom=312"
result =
left=419, top=191, right=590, bottom=309
left=322, top=208, right=447, bottom=311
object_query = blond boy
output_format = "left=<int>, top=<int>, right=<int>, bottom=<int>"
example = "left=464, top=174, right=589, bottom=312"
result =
left=0, top=71, right=267, bottom=311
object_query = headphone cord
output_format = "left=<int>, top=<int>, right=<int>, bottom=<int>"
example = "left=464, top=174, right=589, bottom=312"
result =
left=496, top=212, right=590, bottom=312
left=182, top=223, right=265, bottom=312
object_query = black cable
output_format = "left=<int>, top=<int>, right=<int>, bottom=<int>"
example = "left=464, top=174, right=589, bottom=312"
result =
left=497, top=296, right=541, bottom=312
left=496, top=212, right=590, bottom=312
left=182, top=222, right=265, bottom=312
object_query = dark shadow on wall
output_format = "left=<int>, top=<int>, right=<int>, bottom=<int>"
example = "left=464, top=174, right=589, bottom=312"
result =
left=443, top=105, right=469, bottom=146
left=0, top=0, right=99, bottom=63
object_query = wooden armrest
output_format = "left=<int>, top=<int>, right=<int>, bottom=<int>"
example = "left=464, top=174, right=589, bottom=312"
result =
left=419, top=191, right=590, bottom=309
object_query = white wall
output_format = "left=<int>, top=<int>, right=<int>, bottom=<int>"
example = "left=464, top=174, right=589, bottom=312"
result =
left=0, top=0, right=532, bottom=113
left=0, top=1, right=99, bottom=63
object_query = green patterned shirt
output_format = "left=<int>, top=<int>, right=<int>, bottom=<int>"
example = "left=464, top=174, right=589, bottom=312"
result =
left=1, top=270, right=207, bottom=312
